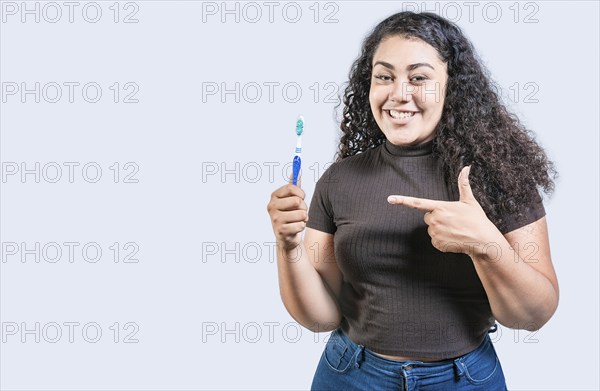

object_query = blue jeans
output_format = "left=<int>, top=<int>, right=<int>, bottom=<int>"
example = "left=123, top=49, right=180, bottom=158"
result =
left=311, top=326, right=507, bottom=390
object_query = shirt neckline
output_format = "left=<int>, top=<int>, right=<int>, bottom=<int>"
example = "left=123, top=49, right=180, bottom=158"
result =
left=383, top=138, right=434, bottom=157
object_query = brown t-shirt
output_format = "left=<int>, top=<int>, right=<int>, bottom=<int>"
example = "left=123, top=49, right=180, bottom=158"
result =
left=306, top=138, right=546, bottom=359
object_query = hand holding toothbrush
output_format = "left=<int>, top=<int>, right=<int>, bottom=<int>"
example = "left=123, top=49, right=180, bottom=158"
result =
left=267, top=115, right=308, bottom=251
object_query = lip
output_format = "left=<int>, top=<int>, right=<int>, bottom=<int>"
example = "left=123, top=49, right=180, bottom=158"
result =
left=383, top=108, right=419, bottom=112
left=384, top=109, right=419, bottom=124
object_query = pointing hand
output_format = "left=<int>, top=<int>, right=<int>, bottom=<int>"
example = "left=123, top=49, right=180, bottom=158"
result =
left=387, top=166, right=499, bottom=256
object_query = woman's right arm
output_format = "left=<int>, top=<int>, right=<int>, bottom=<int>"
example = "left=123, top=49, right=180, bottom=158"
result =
left=267, top=183, right=343, bottom=332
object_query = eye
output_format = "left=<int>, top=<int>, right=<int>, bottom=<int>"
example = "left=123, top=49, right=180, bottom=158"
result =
left=410, top=75, right=428, bottom=83
left=373, top=74, right=393, bottom=83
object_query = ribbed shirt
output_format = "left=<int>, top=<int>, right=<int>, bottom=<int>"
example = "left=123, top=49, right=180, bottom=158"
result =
left=306, top=139, right=546, bottom=359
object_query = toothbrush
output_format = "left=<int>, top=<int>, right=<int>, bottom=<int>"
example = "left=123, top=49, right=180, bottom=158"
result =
left=292, top=115, right=304, bottom=186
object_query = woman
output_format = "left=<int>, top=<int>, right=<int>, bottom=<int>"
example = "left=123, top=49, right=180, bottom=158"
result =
left=267, top=11, right=558, bottom=390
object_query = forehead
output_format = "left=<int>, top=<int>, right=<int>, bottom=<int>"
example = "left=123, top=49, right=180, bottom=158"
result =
left=373, top=35, right=445, bottom=67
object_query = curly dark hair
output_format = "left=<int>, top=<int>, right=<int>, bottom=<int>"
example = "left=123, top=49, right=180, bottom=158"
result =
left=337, top=11, right=556, bottom=229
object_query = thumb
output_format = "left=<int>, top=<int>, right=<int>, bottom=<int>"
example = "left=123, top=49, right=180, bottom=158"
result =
left=458, top=166, right=475, bottom=201
left=288, top=172, right=302, bottom=188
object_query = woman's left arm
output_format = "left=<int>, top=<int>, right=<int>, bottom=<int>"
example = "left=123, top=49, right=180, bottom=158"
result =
left=388, top=166, right=559, bottom=331
left=469, top=216, right=559, bottom=331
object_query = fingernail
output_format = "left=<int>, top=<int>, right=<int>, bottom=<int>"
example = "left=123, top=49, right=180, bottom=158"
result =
left=387, top=196, right=399, bottom=203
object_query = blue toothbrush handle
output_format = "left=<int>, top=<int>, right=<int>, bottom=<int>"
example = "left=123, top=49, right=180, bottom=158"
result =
left=292, top=155, right=301, bottom=185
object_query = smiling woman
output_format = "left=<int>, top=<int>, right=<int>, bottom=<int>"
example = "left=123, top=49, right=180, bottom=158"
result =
left=369, top=36, right=448, bottom=146
left=267, top=10, right=559, bottom=391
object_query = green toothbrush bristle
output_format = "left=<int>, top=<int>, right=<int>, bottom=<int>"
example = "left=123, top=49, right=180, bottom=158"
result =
left=296, top=117, right=304, bottom=135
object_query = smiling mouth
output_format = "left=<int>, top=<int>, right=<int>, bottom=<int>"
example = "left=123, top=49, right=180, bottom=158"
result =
left=387, top=109, right=417, bottom=119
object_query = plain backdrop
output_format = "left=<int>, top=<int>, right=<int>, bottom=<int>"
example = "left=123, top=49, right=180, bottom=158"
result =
left=1, top=1, right=598, bottom=390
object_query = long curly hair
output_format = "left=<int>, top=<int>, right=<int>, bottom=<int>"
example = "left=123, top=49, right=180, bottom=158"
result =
left=337, top=11, right=556, bottom=229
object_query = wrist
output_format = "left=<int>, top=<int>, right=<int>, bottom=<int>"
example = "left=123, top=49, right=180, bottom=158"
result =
left=277, top=239, right=303, bottom=259
left=468, top=231, right=506, bottom=262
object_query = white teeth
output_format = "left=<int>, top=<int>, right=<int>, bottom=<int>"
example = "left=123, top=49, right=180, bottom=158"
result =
left=389, top=110, right=415, bottom=119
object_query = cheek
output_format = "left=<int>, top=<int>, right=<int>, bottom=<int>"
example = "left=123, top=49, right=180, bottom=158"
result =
left=423, top=105, right=444, bottom=125
left=432, top=84, right=447, bottom=117
left=369, top=89, right=382, bottom=116
left=369, top=84, right=388, bottom=105
left=418, top=92, right=445, bottom=120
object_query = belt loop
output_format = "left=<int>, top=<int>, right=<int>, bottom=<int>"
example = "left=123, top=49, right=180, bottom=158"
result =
left=453, top=358, right=465, bottom=377
left=355, top=344, right=365, bottom=368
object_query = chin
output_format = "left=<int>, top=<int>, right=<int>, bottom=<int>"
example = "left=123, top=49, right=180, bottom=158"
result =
left=381, top=125, right=436, bottom=147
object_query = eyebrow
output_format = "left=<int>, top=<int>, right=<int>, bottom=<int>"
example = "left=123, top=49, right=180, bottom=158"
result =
left=373, top=61, right=435, bottom=71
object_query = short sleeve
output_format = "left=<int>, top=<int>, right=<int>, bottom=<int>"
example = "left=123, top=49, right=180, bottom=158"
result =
left=498, top=190, right=546, bottom=234
left=306, top=164, right=337, bottom=234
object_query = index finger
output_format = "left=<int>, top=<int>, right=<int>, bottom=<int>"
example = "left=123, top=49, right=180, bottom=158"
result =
left=387, top=195, right=444, bottom=212
left=273, top=182, right=305, bottom=199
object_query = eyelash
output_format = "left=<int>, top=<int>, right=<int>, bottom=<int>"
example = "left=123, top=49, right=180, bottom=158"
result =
left=373, top=74, right=428, bottom=83
left=374, top=74, right=392, bottom=81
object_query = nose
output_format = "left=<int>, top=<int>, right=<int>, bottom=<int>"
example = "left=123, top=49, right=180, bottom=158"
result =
left=389, top=80, right=415, bottom=102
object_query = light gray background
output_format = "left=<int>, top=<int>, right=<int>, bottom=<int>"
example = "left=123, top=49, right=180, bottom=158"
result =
left=1, top=1, right=598, bottom=390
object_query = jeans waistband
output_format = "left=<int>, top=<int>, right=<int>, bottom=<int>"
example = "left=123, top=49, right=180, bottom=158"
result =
left=334, top=325, right=495, bottom=377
